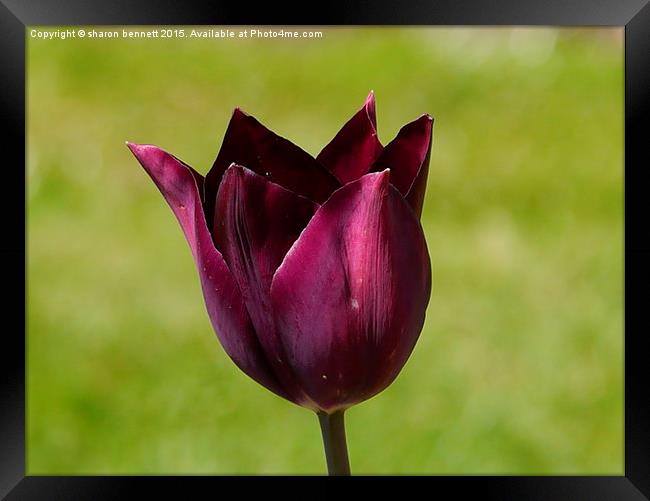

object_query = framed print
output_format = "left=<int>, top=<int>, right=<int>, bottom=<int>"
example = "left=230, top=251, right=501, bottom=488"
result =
left=2, top=0, right=649, bottom=498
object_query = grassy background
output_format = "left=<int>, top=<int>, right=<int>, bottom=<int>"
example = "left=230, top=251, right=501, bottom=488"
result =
left=27, top=27, right=623, bottom=474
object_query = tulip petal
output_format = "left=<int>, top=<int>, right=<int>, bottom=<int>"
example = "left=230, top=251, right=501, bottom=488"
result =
left=371, top=114, right=433, bottom=218
left=317, top=91, right=384, bottom=184
left=203, top=109, right=340, bottom=222
left=270, top=170, right=431, bottom=412
left=126, top=143, right=288, bottom=400
left=214, top=164, right=318, bottom=403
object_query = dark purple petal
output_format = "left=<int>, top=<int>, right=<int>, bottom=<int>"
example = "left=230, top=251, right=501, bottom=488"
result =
left=371, top=114, right=433, bottom=218
left=203, top=109, right=340, bottom=224
left=214, top=164, right=318, bottom=404
left=126, top=143, right=288, bottom=400
left=270, top=170, right=432, bottom=413
left=317, top=91, right=384, bottom=184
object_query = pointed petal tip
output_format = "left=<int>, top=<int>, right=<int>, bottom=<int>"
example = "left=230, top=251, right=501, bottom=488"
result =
left=402, top=114, right=434, bottom=137
left=232, top=107, right=249, bottom=119
left=125, top=143, right=178, bottom=172
left=366, top=168, right=391, bottom=191
left=411, top=114, right=434, bottom=126
left=224, top=161, right=245, bottom=172
left=222, top=162, right=264, bottom=184
left=224, top=162, right=267, bottom=179
left=125, top=141, right=151, bottom=151
left=125, top=141, right=159, bottom=160
left=364, top=91, right=377, bottom=127
left=420, top=115, right=434, bottom=136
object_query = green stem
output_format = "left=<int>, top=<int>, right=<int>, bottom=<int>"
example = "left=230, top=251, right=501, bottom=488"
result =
left=317, top=410, right=351, bottom=476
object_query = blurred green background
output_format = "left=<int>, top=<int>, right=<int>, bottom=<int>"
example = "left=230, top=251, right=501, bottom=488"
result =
left=27, top=27, right=623, bottom=474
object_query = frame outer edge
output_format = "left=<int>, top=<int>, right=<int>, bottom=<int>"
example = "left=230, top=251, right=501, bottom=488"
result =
left=0, top=0, right=647, bottom=497
left=625, top=0, right=650, bottom=499
left=0, top=0, right=27, bottom=498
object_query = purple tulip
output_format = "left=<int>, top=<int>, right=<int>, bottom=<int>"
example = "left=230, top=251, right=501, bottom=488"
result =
left=127, top=92, right=433, bottom=474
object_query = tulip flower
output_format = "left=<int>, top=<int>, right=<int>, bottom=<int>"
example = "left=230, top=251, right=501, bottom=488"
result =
left=127, top=92, right=433, bottom=475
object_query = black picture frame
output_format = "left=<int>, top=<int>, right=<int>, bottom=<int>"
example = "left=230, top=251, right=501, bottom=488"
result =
left=2, top=0, right=649, bottom=498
